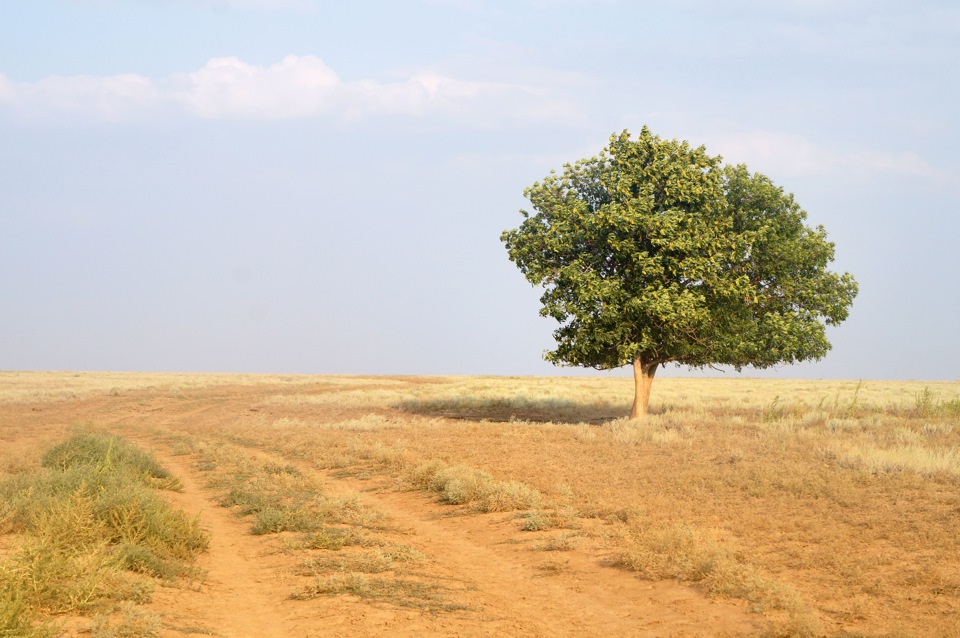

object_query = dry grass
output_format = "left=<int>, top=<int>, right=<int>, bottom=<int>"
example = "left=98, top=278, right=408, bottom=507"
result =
left=201, top=375, right=959, bottom=636
left=291, top=573, right=468, bottom=612
left=90, top=601, right=161, bottom=638
left=0, top=371, right=389, bottom=405
left=3, top=372, right=959, bottom=637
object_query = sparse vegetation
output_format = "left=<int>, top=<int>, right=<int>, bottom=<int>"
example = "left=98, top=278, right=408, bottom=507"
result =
left=535, top=532, right=579, bottom=552
left=90, top=601, right=161, bottom=638
left=2, top=373, right=959, bottom=636
left=180, top=436, right=382, bottom=534
left=173, top=434, right=470, bottom=611
left=291, top=573, right=467, bottom=612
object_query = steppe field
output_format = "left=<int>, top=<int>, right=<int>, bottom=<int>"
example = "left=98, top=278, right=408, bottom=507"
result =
left=1, top=371, right=959, bottom=638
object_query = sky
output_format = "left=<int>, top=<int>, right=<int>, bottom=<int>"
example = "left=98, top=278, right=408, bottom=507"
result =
left=1, top=0, right=958, bottom=380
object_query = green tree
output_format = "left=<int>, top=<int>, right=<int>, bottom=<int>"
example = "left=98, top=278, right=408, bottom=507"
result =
left=501, top=128, right=858, bottom=417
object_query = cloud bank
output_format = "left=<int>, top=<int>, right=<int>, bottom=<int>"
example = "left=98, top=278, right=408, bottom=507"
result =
left=706, top=129, right=948, bottom=182
left=0, top=55, right=577, bottom=126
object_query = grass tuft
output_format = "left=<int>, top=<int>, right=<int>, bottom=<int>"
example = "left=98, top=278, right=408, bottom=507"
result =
left=292, top=573, right=466, bottom=611
left=615, top=520, right=810, bottom=618
left=90, top=601, right=161, bottom=638
left=400, top=461, right=541, bottom=512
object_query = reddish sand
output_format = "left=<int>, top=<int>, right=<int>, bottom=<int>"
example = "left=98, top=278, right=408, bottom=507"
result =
left=4, top=385, right=762, bottom=637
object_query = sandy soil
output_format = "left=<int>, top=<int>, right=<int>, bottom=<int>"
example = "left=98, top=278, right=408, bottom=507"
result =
left=2, top=384, right=764, bottom=637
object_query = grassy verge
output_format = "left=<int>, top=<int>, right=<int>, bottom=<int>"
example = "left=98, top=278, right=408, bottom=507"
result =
left=0, top=433, right=208, bottom=636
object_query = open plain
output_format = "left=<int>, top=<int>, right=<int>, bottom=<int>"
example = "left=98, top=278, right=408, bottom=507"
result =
left=1, top=371, right=959, bottom=637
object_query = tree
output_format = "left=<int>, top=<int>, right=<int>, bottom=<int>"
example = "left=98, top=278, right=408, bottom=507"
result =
left=501, top=128, right=858, bottom=417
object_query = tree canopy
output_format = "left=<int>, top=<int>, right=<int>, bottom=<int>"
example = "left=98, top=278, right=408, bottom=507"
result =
left=501, top=127, right=858, bottom=416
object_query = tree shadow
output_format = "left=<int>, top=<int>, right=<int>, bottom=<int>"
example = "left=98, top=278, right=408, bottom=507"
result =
left=394, top=398, right=628, bottom=425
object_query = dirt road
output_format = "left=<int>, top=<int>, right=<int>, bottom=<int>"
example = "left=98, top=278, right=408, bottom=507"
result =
left=7, top=383, right=762, bottom=637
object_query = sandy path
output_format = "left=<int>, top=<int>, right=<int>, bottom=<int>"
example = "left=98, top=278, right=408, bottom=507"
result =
left=310, top=471, right=757, bottom=637
left=136, top=448, right=301, bottom=638
left=139, top=439, right=757, bottom=637
left=96, top=390, right=758, bottom=636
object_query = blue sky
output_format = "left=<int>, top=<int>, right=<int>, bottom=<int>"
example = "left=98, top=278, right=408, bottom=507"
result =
left=1, top=0, right=957, bottom=379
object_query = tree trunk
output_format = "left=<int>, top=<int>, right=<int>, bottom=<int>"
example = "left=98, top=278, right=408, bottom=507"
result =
left=630, top=358, right=659, bottom=418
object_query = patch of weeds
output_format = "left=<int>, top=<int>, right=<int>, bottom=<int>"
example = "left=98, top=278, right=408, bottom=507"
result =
left=301, top=543, right=425, bottom=576
left=218, top=488, right=268, bottom=515
left=759, top=613, right=824, bottom=638
left=41, top=433, right=182, bottom=492
left=520, top=507, right=580, bottom=532
left=301, top=526, right=367, bottom=551
left=195, top=439, right=383, bottom=537
left=537, top=558, right=571, bottom=575
left=0, top=433, right=207, bottom=621
left=115, top=543, right=201, bottom=582
left=520, top=511, right=550, bottom=531
left=193, top=458, right=217, bottom=472
left=536, top=533, right=579, bottom=552
left=165, top=624, right=217, bottom=636
left=376, top=542, right=426, bottom=564
left=915, top=387, right=960, bottom=418
left=90, top=601, right=161, bottom=638
left=0, top=580, right=56, bottom=638
left=249, top=507, right=315, bottom=536
left=292, top=574, right=467, bottom=612
left=615, top=520, right=814, bottom=625
left=400, top=460, right=541, bottom=513
left=301, top=551, right=396, bottom=575
left=169, top=442, right=191, bottom=457
left=262, top=461, right=301, bottom=477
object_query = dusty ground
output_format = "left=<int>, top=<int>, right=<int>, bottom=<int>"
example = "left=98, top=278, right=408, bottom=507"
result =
left=1, top=376, right=759, bottom=637
left=2, top=372, right=959, bottom=637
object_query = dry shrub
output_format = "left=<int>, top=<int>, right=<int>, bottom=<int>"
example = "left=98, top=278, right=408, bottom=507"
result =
left=616, top=521, right=811, bottom=618
left=400, top=461, right=541, bottom=512
left=291, top=573, right=463, bottom=611
left=301, top=551, right=396, bottom=575
left=90, top=601, right=161, bottom=638
left=520, top=506, right=580, bottom=532
left=536, top=533, right=579, bottom=552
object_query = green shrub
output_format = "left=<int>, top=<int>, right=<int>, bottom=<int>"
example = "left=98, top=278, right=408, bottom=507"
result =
left=41, top=433, right=181, bottom=491
left=0, top=433, right=207, bottom=620
left=0, top=580, right=55, bottom=638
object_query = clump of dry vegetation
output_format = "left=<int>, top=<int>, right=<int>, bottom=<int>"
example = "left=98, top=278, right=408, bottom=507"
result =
left=0, top=433, right=207, bottom=637
left=291, top=572, right=466, bottom=612
left=399, top=460, right=542, bottom=512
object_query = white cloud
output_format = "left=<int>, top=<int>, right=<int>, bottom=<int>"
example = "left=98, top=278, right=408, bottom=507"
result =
left=173, top=55, right=340, bottom=119
left=0, top=71, right=160, bottom=120
left=0, top=55, right=578, bottom=126
left=706, top=129, right=947, bottom=182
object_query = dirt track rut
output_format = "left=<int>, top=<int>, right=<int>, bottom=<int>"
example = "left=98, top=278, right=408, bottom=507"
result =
left=108, top=390, right=758, bottom=637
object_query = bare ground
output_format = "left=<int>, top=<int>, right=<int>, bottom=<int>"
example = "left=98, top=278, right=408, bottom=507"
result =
left=4, top=384, right=762, bottom=637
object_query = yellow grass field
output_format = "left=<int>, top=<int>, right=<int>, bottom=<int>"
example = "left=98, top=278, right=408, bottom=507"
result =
left=1, top=371, right=958, bottom=637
